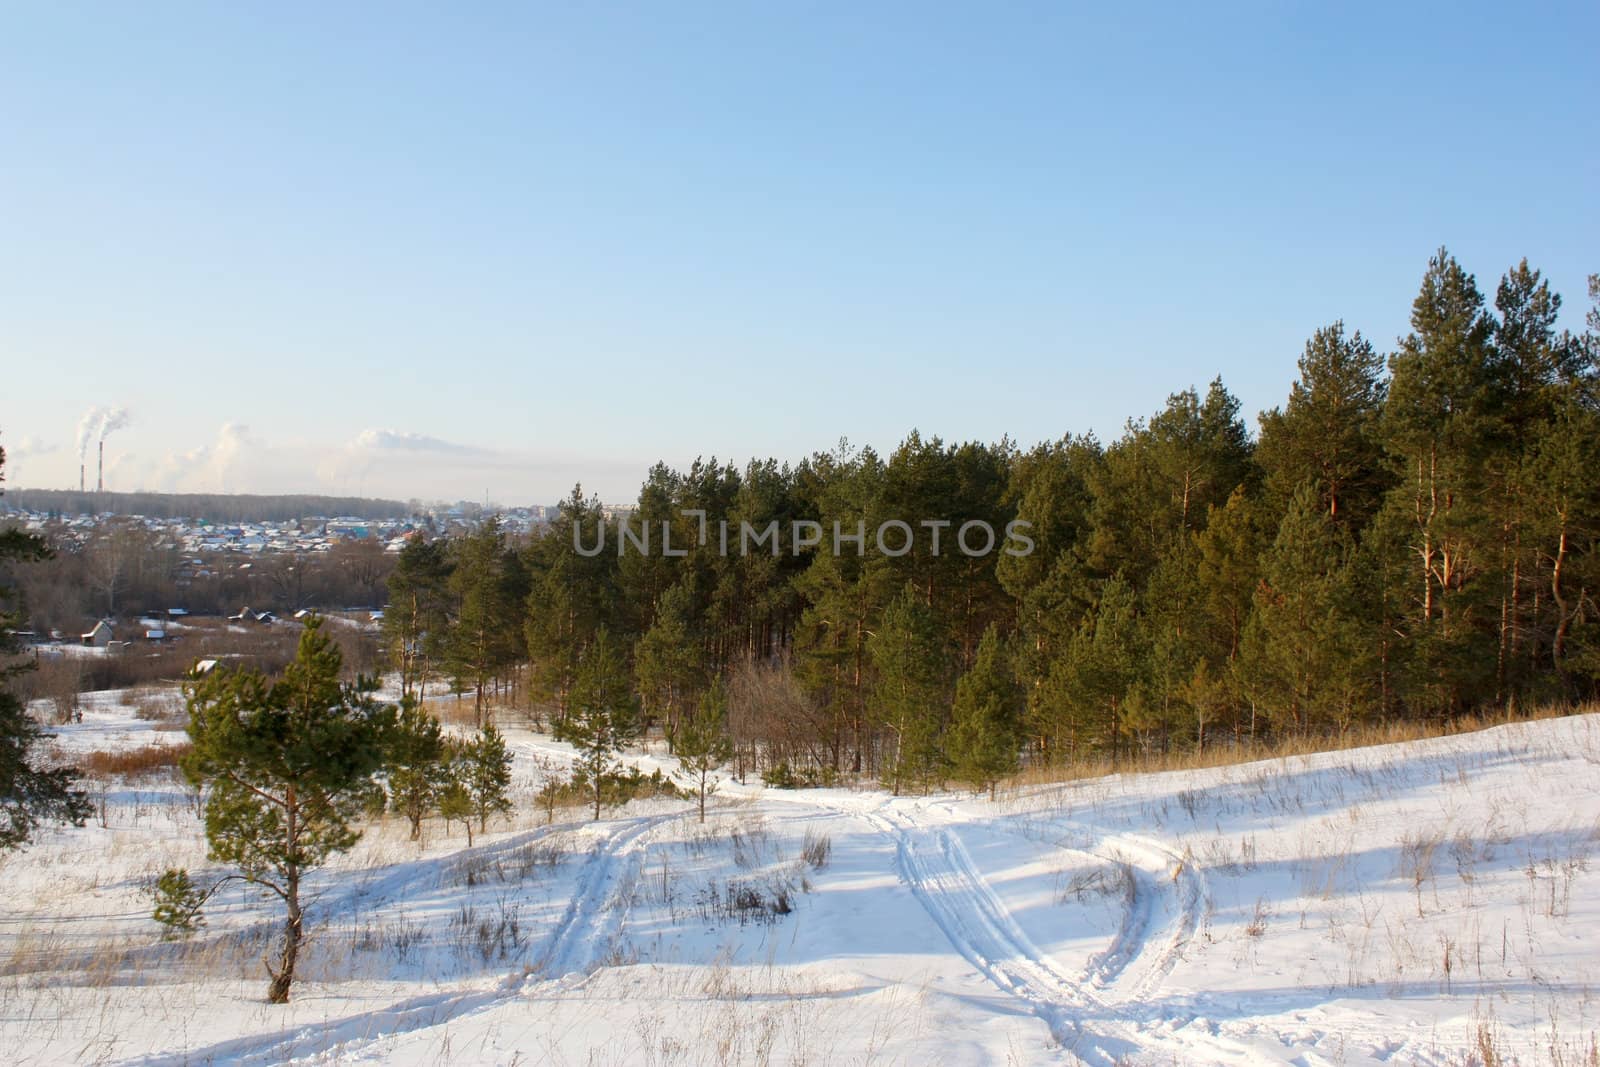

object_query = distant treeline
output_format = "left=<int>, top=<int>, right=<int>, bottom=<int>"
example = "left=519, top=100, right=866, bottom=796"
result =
left=4, top=490, right=413, bottom=523
left=384, top=249, right=1600, bottom=790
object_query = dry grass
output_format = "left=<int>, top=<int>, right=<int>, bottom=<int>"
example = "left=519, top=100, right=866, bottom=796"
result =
left=1006, top=702, right=1593, bottom=791
left=128, top=684, right=186, bottom=723
left=78, top=743, right=191, bottom=779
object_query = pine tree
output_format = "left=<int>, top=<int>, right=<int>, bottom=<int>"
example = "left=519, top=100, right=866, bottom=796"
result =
left=1040, top=574, right=1145, bottom=766
left=674, top=676, right=733, bottom=821
left=1382, top=248, right=1501, bottom=714
left=1522, top=389, right=1600, bottom=691
left=1256, top=322, right=1388, bottom=525
left=636, top=578, right=705, bottom=742
left=1190, top=487, right=1268, bottom=744
left=1085, top=380, right=1251, bottom=585
left=445, top=518, right=521, bottom=727
left=150, top=868, right=208, bottom=940
left=1489, top=260, right=1578, bottom=700
left=617, top=462, right=689, bottom=637
left=947, top=625, right=1020, bottom=799
left=0, top=439, right=91, bottom=850
left=1237, top=485, right=1376, bottom=736
left=869, top=583, right=949, bottom=795
left=462, top=723, right=514, bottom=833
left=182, top=618, right=395, bottom=1003
left=557, top=629, right=638, bottom=820
left=1137, top=539, right=1207, bottom=750
left=792, top=442, right=892, bottom=774
left=384, top=699, right=448, bottom=841
left=525, top=486, right=618, bottom=725
left=437, top=763, right=475, bottom=845
left=382, top=538, right=452, bottom=700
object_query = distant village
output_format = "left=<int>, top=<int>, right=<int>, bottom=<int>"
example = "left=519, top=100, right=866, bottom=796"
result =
left=0, top=501, right=595, bottom=557
left=0, top=496, right=631, bottom=646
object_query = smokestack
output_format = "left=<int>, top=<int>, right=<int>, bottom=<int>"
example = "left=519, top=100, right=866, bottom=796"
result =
left=80, top=464, right=85, bottom=493
left=97, top=440, right=104, bottom=493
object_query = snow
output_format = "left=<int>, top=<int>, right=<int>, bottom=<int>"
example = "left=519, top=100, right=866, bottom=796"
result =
left=32, top=687, right=190, bottom=756
left=2, top=696, right=1597, bottom=1065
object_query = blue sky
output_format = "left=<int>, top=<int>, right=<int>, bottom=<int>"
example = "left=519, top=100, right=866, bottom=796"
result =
left=2, top=2, right=1596, bottom=504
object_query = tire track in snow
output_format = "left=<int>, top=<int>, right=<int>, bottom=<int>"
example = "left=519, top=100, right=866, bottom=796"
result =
left=865, top=799, right=1265, bottom=1066
left=938, top=798, right=1207, bottom=1003
left=1091, top=832, right=1204, bottom=1003
left=533, top=810, right=679, bottom=980
left=860, top=803, right=1123, bottom=1064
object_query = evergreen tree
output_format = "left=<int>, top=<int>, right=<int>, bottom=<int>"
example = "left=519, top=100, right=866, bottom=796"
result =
left=0, top=439, right=91, bottom=850
left=947, top=625, right=1020, bottom=799
left=382, top=538, right=452, bottom=700
left=1137, top=539, right=1207, bottom=751
left=525, top=487, right=618, bottom=724
left=557, top=628, right=638, bottom=820
left=150, top=868, right=208, bottom=940
left=384, top=698, right=448, bottom=841
left=1039, top=575, right=1145, bottom=765
left=182, top=618, right=395, bottom=1003
left=636, top=577, right=705, bottom=742
left=1193, top=489, right=1268, bottom=675
left=617, top=462, right=689, bottom=637
left=437, top=763, right=475, bottom=845
left=869, top=583, right=949, bottom=794
left=1237, top=485, right=1376, bottom=736
left=720, top=457, right=806, bottom=665
left=1488, top=260, right=1578, bottom=700
left=1521, top=389, right=1600, bottom=692
left=445, top=518, right=522, bottom=727
left=792, top=442, right=891, bottom=773
left=1256, top=322, right=1388, bottom=525
left=674, top=676, right=733, bottom=821
left=1382, top=248, right=1501, bottom=714
left=997, top=436, right=1099, bottom=607
left=1085, top=379, right=1252, bottom=585
left=461, top=723, right=514, bottom=833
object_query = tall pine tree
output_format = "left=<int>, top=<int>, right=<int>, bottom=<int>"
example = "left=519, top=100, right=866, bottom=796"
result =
left=558, top=628, right=638, bottom=820
left=183, top=619, right=395, bottom=1003
left=947, top=625, right=1021, bottom=799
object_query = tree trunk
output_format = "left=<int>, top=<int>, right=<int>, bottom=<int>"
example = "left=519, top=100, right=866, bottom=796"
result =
left=1551, top=525, right=1573, bottom=677
left=266, top=869, right=302, bottom=1004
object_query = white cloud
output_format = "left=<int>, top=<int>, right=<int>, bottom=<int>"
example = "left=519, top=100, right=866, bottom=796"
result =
left=158, top=422, right=257, bottom=492
left=6, top=436, right=60, bottom=459
left=352, top=429, right=489, bottom=456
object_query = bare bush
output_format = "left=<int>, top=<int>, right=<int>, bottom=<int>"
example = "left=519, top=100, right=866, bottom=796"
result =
left=800, top=829, right=832, bottom=871
left=726, top=653, right=830, bottom=782
left=449, top=898, right=525, bottom=963
left=1399, top=830, right=1444, bottom=917
left=695, top=877, right=795, bottom=926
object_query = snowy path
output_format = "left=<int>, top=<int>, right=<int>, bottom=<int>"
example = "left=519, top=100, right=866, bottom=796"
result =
left=533, top=810, right=681, bottom=979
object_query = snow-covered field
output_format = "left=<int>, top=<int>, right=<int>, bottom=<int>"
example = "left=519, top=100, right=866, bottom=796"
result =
left=4, top=693, right=1598, bottom=1066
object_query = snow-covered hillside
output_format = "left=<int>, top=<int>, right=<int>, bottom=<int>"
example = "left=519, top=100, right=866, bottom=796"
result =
left=3, top=695, right=1597, bottom=1065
